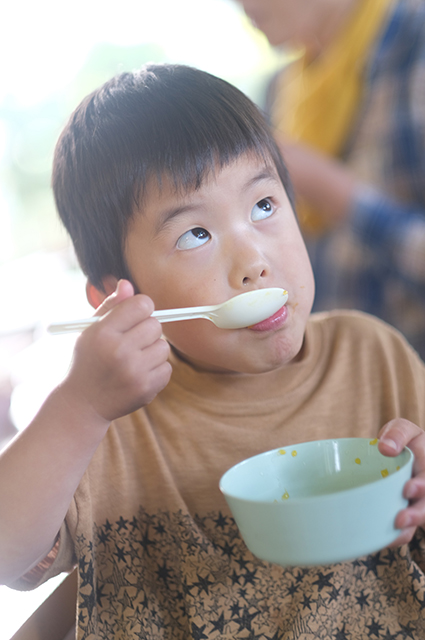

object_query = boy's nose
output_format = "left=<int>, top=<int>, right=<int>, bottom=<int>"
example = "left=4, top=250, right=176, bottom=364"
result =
left=241, top=260, right=268, bottom=286
left=229, top=240, right=269, bottom=288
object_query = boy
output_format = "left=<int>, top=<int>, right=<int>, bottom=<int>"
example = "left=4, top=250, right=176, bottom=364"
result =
left=1, top=63, right=425, bottom=639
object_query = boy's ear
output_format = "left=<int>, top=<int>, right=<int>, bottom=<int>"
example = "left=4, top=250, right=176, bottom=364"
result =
left=86, top=275, right=118, bottom=309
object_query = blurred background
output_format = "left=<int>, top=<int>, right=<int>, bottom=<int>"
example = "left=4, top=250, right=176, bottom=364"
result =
left=0, top=0, right=287, bottom=447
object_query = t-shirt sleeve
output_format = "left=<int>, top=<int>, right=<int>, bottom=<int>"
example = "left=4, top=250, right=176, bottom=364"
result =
left=6, top=518, right=77, bottom=592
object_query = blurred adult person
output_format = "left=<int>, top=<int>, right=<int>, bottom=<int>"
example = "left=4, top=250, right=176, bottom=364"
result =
left=239, top=0, right=425, bottom=358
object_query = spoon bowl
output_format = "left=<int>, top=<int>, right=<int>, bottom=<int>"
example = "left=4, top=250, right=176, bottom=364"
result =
left=48, top=288, right=289, bottom=334
left=201, top=287, right=288, bottom=329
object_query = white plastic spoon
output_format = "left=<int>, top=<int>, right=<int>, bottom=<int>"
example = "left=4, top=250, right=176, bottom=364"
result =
left=48, top=287, right=288, bottom=334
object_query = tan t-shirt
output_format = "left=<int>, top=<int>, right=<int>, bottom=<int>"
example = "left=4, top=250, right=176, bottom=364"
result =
left=16, top=311, right=425, bottom=638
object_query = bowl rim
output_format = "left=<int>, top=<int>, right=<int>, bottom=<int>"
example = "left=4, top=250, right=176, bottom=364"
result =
left=219, top=437, right=413, bottom=505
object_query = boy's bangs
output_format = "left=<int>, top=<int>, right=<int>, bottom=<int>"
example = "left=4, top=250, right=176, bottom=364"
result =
left=138, top=122, right=270, bottom=200
left=129, top=67, right=273, bottom=198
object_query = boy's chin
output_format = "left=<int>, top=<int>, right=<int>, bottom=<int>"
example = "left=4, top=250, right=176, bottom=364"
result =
left=170, top=343, right=303, bottom=375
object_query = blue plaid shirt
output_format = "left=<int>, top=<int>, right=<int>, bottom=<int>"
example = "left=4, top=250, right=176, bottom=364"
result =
left=304, top=0, right=425, bottom=358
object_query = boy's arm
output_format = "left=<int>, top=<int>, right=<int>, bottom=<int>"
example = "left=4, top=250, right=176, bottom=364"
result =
left=0, top=281, right=171, bottom=585
left=379, top=418, right=425, bottom=545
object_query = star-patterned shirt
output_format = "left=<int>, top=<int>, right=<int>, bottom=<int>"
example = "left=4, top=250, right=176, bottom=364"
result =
left=12, top=311, right=425, bottom=639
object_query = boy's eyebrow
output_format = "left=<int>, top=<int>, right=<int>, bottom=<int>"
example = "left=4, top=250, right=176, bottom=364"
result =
left=154, top=166, right=280, bottom=234
left=245, top=167, right=280, bottom=189
left=154, top=203, right=202, bottom=235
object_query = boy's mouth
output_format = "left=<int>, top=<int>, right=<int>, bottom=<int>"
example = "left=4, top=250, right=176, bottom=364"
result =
left=248, top=305, right=288, bottom=332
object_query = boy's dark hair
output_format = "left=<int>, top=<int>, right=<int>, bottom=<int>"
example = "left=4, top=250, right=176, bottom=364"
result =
left=52, top=63, right=294, bottom=290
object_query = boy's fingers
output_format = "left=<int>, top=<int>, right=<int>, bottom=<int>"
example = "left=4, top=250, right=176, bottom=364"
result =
left=377, top=420, right=425, bottom=550
left=140, top=341, right=171, bottom=381
left=378, top=418, right=424, bottom=458
left=395, top=496, right=425, bottom=529
left=126, top=317, right=164, bottom=350
left=94, top=279, right=135, bottom=318
left=89, top=281, right=157, bottom=334
left=403, top=474, right=425, bottom=502
left=103, top=295, right=156, bottom=334
left=130, top=360, right=172, bottom=411
left=379, top=418, right=425, bottom=480
left=389, top=526, right=417, bottom=548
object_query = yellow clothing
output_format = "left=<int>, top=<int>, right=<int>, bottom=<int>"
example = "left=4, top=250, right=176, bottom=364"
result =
left=273, top=0, right=393, bottom=232
left=14, top=312, right=425, bottom=638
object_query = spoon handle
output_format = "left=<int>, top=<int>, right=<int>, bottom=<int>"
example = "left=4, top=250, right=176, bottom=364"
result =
left=47, top=304, right=216, bottom=334
left=48, top=318, right=100, bottom=334
left=153, top=305, right=215, bottom=322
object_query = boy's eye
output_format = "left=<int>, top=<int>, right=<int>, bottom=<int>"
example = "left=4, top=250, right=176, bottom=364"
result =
left=251, top=198, right=274, bottom=221
left=176, top=227, right=210, bottom=250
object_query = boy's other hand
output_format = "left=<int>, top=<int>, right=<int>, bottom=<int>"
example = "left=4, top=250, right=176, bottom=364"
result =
left=60, top=279, right=172, bottom=424
left=379, top=418, right=425, bottom=546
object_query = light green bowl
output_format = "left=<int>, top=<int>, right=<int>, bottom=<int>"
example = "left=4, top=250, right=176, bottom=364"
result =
left=220, top=438, right=413, bottom=566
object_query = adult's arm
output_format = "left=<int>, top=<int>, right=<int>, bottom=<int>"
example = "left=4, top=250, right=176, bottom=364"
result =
left=350, top=185, right=425, bottom=287
left=280, top=138, right=425, bottom=288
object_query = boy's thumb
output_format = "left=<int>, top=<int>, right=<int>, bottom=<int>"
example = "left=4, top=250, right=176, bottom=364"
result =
left=94, top=279, right=135, bottom=317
